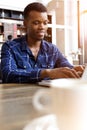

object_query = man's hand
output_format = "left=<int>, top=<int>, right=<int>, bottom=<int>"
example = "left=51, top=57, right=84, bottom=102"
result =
left=40, top=67, right=80, bottom=79
left=73, top=65, right=85, bottom=77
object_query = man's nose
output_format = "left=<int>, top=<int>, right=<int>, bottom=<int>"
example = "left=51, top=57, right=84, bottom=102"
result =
left=39, top=23, right=45, bottom=29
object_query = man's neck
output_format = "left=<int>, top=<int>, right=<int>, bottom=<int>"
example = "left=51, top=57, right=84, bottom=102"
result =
left=27, top=37, right=41, bottom=48
left=27, top=37, right=41, bottom=59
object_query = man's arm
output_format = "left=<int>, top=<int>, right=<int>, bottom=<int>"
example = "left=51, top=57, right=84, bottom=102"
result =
left=40, top=67, right=80, bottom=79
left=1, top=43, right=42, bottom=83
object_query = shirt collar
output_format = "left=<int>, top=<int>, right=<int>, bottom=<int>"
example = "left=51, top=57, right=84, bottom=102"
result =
left=21, top=35, right=28, bottom=51
left=20, top=35, right=48, bottom=52
left=41, top=40, right=48, bottom=52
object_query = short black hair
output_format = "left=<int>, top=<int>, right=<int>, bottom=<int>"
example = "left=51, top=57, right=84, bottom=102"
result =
left=24, top=2, right=47, bottom=19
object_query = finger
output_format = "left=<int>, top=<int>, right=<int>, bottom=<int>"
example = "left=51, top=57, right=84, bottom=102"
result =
left=74, top=65, right=84, bottom=72
left=77, top=71, right=83, bottom=77
left=62, top=69, right=80, bottom=78
left=71, top=69, right=80, bottom=78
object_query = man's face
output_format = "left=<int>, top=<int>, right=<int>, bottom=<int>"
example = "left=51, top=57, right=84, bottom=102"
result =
left=24, top=11, right=48, bottom=41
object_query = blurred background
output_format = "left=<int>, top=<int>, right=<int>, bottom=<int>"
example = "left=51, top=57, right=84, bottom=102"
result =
left=0, top=1, right=87, bottom=129
left=0, top=0, right=87, bottom=65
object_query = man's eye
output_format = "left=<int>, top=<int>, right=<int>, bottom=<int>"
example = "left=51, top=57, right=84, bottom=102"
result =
left=44, top=21, right=48, bottom=25
left=33, top=21, right=39, bottom=25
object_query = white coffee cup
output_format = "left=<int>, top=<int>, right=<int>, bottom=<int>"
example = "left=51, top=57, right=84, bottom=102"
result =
left=33, top=79, right=87, bottom=130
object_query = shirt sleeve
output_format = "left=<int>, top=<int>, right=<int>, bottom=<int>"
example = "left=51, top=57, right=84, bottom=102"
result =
left=1, top=43, right=42, bottom=83
left=54, top=46, right=73, bottom=69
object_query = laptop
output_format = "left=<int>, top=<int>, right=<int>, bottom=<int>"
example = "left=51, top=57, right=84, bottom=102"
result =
left=81, top=66, right=87, bottom=79
left=38, top=66, right=87, bottom=87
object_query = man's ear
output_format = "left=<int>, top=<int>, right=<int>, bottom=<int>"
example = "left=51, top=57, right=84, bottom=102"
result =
left=23, top=20, right=27, bottom=32
left=23, top=20, right=26, bottom=27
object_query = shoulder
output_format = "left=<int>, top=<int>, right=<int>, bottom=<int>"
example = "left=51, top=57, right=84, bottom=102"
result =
left=2, top=36, right=24, bottom=50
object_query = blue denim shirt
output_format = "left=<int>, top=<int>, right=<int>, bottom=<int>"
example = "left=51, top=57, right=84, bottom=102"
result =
left=1, top=35, right=73, bottom=83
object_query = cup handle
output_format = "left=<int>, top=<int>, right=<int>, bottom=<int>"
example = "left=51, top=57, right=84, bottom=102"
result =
left=33, top=89, right=51, bottom=113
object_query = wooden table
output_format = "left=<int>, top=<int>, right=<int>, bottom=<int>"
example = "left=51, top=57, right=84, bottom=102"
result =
left=0, top=84, right=49, bottom=130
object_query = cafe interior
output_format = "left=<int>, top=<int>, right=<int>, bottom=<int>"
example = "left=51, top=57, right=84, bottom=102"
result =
left=0, top=0, right=87, bottom=130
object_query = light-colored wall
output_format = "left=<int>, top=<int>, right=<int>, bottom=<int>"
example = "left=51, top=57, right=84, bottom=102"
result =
left=0, top=0, right=51, bottom=11
left=47, top=0, right=79, bottom=64
left=0, top=0, right=35, bottom=11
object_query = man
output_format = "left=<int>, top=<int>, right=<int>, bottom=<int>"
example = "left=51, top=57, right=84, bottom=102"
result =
left=1, top=2, right=84, bottom=83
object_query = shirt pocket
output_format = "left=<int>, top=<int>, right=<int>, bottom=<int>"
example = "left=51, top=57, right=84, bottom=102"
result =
left=17, top=60, right=26, bottom=69
left=41, top=63, right=54, bottom=69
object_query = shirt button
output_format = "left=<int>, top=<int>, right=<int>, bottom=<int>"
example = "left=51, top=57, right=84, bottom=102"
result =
left=47, top=65, right=50, bottom=68
left=35, top=64, right=37, bottom=67
left=24, top=66, right=26, bottom=68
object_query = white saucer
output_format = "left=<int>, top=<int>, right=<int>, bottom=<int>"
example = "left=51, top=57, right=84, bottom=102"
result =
left=23, top=114, right=59, bottom=130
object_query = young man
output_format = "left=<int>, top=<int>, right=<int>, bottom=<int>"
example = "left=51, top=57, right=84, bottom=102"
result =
left=1, top=2, right=84, bottom=83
